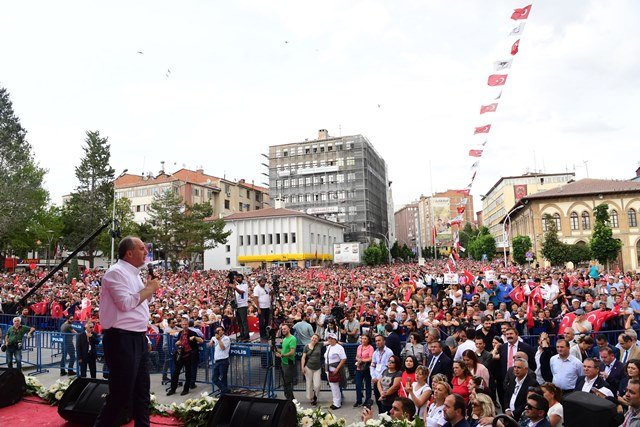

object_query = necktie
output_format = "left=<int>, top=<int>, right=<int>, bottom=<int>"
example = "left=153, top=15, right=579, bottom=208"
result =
left=427, top=355, right=437, bottom=383
left=623, top=350, right=629, bottom=364
left=507, top=344, right=515, bottom=369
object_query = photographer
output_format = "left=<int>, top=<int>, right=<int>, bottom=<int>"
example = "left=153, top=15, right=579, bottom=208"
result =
left=167, top=317, right=204, bottom=396
left=231, top=273, right=250, bottom=342
left=4, top=316, right=35, bottom=370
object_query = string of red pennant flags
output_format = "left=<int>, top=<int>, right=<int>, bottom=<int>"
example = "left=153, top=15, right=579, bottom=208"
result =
left=444, top=3, right=533, bottom=271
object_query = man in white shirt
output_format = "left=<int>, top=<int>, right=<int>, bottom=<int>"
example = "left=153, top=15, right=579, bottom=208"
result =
left=453, top=328, right=477, bottom=361
left=209, top=326, right=231, bottom=395
left=550, top=339, right=584, bottom=392
left=371, top=334, right=394, bottom=413
left=252, top=277, right=272, bottom=341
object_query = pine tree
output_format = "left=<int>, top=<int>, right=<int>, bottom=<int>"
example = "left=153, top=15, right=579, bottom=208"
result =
left=0, top=87, right=48, bottom=261
left=62, top=131, right=115, bottom=267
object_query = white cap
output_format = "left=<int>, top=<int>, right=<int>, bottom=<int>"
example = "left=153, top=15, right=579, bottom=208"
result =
left=327, top=333, right=338, bottom=340
left=593, top=387, right=613, bottom=398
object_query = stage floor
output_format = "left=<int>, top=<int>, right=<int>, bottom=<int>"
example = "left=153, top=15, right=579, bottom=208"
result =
left=0, top=397, right=182, bottom=426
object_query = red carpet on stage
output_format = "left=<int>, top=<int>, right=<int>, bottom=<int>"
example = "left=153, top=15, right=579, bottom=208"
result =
left=0, top=397, right=183, bottom=426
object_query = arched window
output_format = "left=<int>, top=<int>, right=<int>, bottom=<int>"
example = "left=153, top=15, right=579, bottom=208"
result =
left=611, top=210, right=619, bottom=228
left=582, top=212, right=591, bottom=230
left=553, top=213, right=562, bottom=231
left=570, top=212, right=579, bottom=230
left=629, top=208, right=638, bottom=228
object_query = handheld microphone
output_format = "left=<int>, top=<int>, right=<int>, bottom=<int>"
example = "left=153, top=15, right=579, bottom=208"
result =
left=147, top=264, right=156, bottom=279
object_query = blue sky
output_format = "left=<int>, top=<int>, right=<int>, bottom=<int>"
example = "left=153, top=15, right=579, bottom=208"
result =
left=2, top=1, right=638, bottom=210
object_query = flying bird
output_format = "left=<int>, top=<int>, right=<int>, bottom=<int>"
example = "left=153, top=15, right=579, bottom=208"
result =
left=137, top=51, right=143, bottom=54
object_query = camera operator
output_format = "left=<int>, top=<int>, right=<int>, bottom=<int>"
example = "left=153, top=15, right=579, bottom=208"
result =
left=231, top=273, right=250, bottom=342
left=253, top=276, right=272, bottom=341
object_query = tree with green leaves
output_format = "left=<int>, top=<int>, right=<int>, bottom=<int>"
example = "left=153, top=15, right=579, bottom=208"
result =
left=565, top=243, right=592, bottom=266
left=541, top=214, right=567, bottom=266
left=400, top=243, right=414, bottom=261
left=0, top=87, right=48, bottom=263
left=377, top=240, right=389, bottom=264
left=96, top=197, right=138, bottom=258
left=458, top=222, right=478, bottom=259
left=512, top=235, right=532, bottom=265
left=62, top=131, right=115, bottom=267
left=147, top=188, right=230, bottom=270
left=390, top=241, right=400, bottom=260
left=590, top=204, right=622, bottom=269
left=363, top=242, right=382, bottom=266
left=467, top=226, right=496, bottom=261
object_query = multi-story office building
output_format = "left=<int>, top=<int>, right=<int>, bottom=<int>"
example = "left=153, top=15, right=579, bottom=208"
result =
left=481, top=172, right=575, bottom=246
left=115, top=167, right=269, bottom=224
left=268, top=129, right=390, bottom=244
left=395, top=203, right=419, bottom=250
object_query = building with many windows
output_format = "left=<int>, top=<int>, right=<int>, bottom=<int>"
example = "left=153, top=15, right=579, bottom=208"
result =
left=268, top=129, right=390, bottom=244
left=203, top=206, right=345, bottom=269
left=506, top=178, right=640, bottom=271
left=114, top=167, right=269, bottom=223
left=481, top=172, right=575, bottom=246
left=395, top=203, right=419, bottom=250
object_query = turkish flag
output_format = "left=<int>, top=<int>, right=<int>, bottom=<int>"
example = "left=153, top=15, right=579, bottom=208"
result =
left=456, top=189, right=471, bottom=196
left=462, top=270, right=475, bottom=286
left=587, top=306, right=621, bottom=332
left=317, top=283, right=324, bottom=295
left=457, top=206, right=466, bottom=214
left=488, top=74, right=508, bottom=86
left=530, top=286, right=544, bottom=307
left=469, top=149, right=484, bottom=157
left=474, top=124, right=491, bottom=134
left=509, top=287, right=526, bottom=305
left=558, top=312, right=577, bottom=335
left=480, top=103, right=498, bottom=114
left=393, top=275, right=400, bottom=288
left=51, top=302, right=63, bottom=319
left=404, top=287, right=413, bottom=302
left=511, top=39, right=520, bottom=55
left=526, top=294, right=535, bottom=328
left=339, top=285, right=346, bottom=303
left=511, top=5, right=532, bottom=20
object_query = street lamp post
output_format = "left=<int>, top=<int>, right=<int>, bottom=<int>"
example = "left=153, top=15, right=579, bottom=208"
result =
left=46, top=230, right=54, bottom=269
left=502, top=205, right=525, bottom=266
left=110, top=169, right=128, bottom=267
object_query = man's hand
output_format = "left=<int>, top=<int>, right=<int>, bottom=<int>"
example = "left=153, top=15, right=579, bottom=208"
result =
left=147, top=278, right=161, bottom=292
left=361, top=407, right=372, bottom=422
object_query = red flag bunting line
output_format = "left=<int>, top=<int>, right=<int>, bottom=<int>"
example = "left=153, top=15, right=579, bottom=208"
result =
left=461, top=3, right=532, bottom=199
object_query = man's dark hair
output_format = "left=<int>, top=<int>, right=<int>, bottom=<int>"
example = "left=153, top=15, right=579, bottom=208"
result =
left=118, top=236, right=137, bottom=259
left=528, top=393, right=549, bottom=415
left=394, top=397, right=416, bottom=420
left=556, top=338, right=570, bottom=347
left=465, top=327, right=476, bottom=340
left=451, top=393, right=466, bottom=414
left=596, top=333, right=608, bottom=342
left=385, top=323, right=394, bottom=333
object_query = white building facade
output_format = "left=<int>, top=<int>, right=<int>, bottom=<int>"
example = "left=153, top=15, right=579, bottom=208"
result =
left=204, top=208, right=345, bottom=270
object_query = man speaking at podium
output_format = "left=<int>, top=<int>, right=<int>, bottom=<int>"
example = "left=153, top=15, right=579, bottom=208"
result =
left=95, top=236, right=160, bottom=427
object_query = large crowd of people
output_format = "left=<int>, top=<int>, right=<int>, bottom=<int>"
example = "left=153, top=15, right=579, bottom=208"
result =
left=2, top=257, right=640, bottom=425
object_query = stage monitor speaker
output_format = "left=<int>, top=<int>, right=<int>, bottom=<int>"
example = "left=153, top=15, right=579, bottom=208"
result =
left=207, top=394, right=297, bottom=427
left=0, top=368, right=26, bottom=408
left=563, top=391, right=618, bottom=427
left=57, top=378, right=131, bottom=425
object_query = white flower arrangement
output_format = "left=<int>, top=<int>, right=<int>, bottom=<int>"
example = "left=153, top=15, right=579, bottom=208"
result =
left=38, top=377, right=76, bottom=405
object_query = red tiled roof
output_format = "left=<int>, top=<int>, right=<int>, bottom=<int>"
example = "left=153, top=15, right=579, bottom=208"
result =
left=114, top=168, right=266, bottom=192
left=523, top=178, right=640, bottom=200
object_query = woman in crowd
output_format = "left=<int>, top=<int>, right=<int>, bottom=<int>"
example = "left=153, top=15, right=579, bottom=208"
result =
left=377, top=355, right=403, bottom=414
left=400, top=355, right=418, bottom=393
left=534, top=332, right=556, bottom=385
left=167, top=317, right=203, bottom=396
left=468, top=393, right=496, bottom=427
left=407, top=364, right=431, bottom=419
left=541, top=382, right=564, bottom=427
left=353, top=334, right=374, bottom=407
left=322, top=318, right=340, bottom=341
left=300, top=333, right=323, bottom=406
left=618, top=359, right=640, bottom=409
left=451, top=360, right=473, bottom=405
left=324, top=332, right=347, bottom=410
left=462, top=350, right=489, bottom=390
left=425, top=381, right=450, bottom=427
left=401, top=332, right=424, bottom=364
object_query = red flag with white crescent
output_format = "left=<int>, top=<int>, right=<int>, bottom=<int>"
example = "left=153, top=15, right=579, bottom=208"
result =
left=557, top=312, right=577, bottom=335
left=474, top=125, right=491, bottom=134
left=511, top=4, right=532, bottom=20
left=480, top=103, right=498, bottom=114
left=488, top=74, right=508, bottom=87
left=469, top=149, right=484, bottom=157
left=509, top=287, right=526, bottom=305
left=511, top=39, right=520, bottom=55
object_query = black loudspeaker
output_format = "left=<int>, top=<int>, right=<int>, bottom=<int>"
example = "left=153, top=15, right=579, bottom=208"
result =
left=57, top=378, right=131, bottom=425
left=563, top=391, right=618, bottom=427
left=0, top=368, right=26, bottom=408
left=207, top=394, right=297, bottom=427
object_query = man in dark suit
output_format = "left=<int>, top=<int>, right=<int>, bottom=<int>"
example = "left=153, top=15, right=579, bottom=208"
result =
left=425, top=340, right=453, bottom=386
left=499, top=328, right=536, bottom=381
left=599, top=347, right=625, bottom=396
left=384, top=323, right=402, bottom=358
left=76, top=321, right=99, bottom=378
left=575, top=358, right=611, bottom=392
left=502, top=357, right=538, bottom=421
left=591, top=333, right=620, bottom=359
